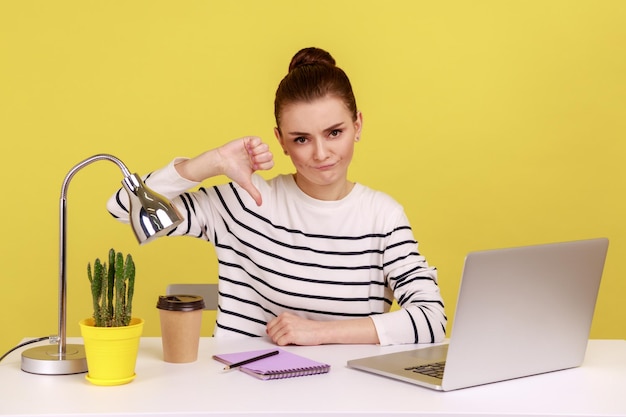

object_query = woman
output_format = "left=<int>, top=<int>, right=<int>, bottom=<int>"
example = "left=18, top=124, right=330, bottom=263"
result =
left=107, top=47, right=446, bottom=346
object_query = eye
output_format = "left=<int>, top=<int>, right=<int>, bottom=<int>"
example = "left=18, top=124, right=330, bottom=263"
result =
left=329, top=129, right=342, bottom=138
left=293, top=136, right=307, bottom=144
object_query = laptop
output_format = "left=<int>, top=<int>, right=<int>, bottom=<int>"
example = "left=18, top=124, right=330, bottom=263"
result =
left=348, top=238, right=609, bottom=391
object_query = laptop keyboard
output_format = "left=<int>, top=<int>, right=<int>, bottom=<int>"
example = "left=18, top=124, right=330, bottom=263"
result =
left=405, top=361, right=446, bottom=379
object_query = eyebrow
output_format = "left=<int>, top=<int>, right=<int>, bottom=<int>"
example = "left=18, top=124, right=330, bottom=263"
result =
left=287, top=122, right=345, bottom=137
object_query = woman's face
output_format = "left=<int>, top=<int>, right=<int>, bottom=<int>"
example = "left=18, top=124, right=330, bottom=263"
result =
left=275, top=95, right=362, bottom=200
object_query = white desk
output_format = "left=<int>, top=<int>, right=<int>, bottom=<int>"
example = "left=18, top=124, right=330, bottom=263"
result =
left=1, top=338, right=625, bottom=417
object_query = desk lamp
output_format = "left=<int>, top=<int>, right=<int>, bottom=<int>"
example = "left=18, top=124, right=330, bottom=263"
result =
left=21, top=154, right=183, bottom=375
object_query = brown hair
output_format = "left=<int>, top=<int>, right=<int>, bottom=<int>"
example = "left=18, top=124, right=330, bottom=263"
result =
left=274, top=47, right=358, bottom=128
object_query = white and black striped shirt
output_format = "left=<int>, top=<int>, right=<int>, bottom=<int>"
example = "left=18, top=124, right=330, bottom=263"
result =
left=107, top=159, right=446, bottom=345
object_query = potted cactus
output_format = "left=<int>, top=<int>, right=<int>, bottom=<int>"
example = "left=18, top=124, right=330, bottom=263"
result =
left=87, top=249, right=136, bottom=327
left=79, top=248, right=144, bottom=386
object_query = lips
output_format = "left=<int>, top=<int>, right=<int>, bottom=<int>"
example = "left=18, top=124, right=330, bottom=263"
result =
left=314, top=162, right=337, bottom=170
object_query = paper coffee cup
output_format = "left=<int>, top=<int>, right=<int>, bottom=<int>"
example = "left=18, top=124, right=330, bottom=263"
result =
left=156, top=295, right=205, bottom=363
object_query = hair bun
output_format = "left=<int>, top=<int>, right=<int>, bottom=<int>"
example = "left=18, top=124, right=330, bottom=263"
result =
left=288, top=47, right=336, bottom=72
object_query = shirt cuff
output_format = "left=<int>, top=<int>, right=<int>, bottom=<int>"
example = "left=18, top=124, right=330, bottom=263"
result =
left=145, top=157, right=200, bottom=200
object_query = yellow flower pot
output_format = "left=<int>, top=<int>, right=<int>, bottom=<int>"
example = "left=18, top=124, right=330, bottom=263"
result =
left=79, top=317, right=144, bottom=386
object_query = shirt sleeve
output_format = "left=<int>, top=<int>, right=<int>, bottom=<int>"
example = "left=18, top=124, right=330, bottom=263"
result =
left=369, top=210, right=447, bottom=346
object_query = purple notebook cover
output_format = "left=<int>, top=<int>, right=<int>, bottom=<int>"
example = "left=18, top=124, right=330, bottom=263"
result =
left=213, top=348, right=330, bottom=380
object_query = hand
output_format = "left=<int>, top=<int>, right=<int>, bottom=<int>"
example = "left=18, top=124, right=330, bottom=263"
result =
left=266, top=312, right=380, bottom=346
left=266, top=312, right=327, bottom=346
left=217, top=136, right=274, bottom=205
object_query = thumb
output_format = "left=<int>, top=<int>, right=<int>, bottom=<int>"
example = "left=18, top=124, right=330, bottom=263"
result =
left=239, top=179, right=263, bottom=206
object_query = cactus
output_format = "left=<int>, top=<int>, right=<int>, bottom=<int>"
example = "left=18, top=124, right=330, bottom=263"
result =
left=87, top=249, right=136, bottom=327
left=107, top=248, right=115, bottom=321
left=124, top=254, right=135, bottom=326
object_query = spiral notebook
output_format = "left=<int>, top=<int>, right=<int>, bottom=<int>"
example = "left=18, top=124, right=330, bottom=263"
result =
left=213, top=348, right=330, bottom=380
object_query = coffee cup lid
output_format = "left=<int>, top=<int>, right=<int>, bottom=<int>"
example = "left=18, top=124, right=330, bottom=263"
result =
left=157, top=295, right=205, bottom=311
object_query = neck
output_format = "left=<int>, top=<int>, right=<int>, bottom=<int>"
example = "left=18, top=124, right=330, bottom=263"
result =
left=293, top=174, right=354, bottom=201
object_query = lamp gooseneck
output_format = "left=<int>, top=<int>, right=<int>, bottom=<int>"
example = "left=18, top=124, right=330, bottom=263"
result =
left=21, top=154, right=183, bottom=375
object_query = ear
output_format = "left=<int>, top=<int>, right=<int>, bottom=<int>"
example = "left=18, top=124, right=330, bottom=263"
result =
left=274, top=127, right=288, bottom=155
left=354, top=111, right=363, bottom=140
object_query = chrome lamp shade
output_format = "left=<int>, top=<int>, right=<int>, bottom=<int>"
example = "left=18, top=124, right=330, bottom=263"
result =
left=122, top=173, right=183, bottom=244
left=21, top=154, right=183, bottom=375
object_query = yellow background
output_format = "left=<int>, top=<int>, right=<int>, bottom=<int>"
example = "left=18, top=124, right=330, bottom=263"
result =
left=1, top=1, right=624, bottom=356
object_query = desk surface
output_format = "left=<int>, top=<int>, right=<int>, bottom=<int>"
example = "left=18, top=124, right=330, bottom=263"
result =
left=1, top=338, right=625, bottom=417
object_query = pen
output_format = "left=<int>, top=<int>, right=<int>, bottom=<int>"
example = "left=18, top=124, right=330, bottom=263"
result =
left=224, top=350, right=280, bottom=370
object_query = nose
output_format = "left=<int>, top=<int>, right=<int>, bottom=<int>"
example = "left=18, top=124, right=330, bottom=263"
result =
left=313, top=139, right=329, bottom=161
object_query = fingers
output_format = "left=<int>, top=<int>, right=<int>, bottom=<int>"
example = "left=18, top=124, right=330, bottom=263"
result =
left=245, top=138, right=273, bottom=206
left=266, top=313, right=322, bottom=346
left=266, top=314, right=290, bottom=345
left=244, top=137, right=274, bottom=171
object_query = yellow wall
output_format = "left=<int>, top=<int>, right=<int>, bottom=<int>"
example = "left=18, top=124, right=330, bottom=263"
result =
left=1, top=1, right=624, bottom=356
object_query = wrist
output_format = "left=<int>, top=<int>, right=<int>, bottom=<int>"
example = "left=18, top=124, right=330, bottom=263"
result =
left=322, top=318, right=380, bottom=345
left=175, top=149, right=223, bottom=182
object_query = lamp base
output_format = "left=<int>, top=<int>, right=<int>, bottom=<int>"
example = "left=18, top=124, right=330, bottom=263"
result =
left=21, top=344, right=88, bottom=375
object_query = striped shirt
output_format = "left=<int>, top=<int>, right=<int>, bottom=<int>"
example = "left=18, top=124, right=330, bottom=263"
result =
left=107, top=159, right=446, bottom=345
